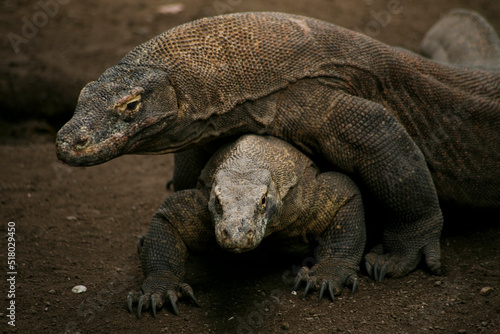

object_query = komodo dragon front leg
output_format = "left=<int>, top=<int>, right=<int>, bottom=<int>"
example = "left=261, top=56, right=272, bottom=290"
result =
left=127, top=189, right=211, bottom=318
left=269, top=84, right=443, bottom=281
left=288, top=171, right=365, bottom=299
left=170, top=147, right=214, bottom=191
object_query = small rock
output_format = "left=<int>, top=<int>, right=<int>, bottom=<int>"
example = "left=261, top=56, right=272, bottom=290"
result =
left=281, top=322, right=289, bottom=330
left=71, top=285, right=87, bottom=294
left=458, top=330, right=466, bottom=334
left=65, top=216, right=77, bottom=221
left=434, top=280, right=443, bottom=287
left=479, top=287, right=493, bottom=296
left=48, top=289, right=56, bottom=294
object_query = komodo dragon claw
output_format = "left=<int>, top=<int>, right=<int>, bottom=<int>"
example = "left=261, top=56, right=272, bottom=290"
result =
left=293, top=265, right=359, bottom=301
left=365, top=261, right=389, bottom=282
left=127, top=280, right=200, bottom=318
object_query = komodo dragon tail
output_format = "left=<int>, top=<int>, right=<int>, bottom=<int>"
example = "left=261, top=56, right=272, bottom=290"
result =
left=420, top=9, right=500, bottom=69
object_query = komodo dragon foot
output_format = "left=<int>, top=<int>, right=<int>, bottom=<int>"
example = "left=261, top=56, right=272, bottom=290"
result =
left=293, top=260, right=359, bottom=300
left=127, top=273, right=200, bottom=318
left=364, top=220, right=442, bottom=281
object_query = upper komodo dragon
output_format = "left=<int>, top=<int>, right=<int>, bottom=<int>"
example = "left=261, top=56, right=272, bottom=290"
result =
left=127, top=134, right=365, bottom=317
left=55, top=10, right=500, bottom=284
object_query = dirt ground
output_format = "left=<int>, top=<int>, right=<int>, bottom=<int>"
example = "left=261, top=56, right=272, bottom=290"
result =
left=1, top=1, right=499, bottom=333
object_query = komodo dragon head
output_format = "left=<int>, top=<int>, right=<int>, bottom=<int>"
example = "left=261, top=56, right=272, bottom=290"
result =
left=55, top=65, right=183, bottom=166
left=209, top=167, right=282, bottom=253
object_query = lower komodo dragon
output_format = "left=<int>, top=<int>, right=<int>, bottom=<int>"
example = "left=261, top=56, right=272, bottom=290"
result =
left=127, top=134, right=365, bottom=317
left=55, top=10, right=500, bottom=288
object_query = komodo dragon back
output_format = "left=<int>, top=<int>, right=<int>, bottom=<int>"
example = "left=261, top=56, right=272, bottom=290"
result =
left=120, top=12, right=359, bottom=115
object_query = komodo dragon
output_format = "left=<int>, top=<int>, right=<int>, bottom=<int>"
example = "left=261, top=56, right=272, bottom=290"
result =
left=56, top=10, right=500, bottom=282
left=420, top=9, right=500, bottom=70
left=126, top=134, right=365, bottom=317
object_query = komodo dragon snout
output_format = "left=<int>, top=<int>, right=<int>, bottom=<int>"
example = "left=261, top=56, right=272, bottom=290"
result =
left=209, top=168, right=282, bottom=253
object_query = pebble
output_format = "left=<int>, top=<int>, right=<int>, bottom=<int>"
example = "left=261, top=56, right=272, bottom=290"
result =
left=65, top=216, right=77, bottom=221
left=479, top=287, right=493, bottom=296
left=281, top=322, right=289, bottom=330
left=458, top=330, right=466, bottom=334
left=71, top=285, right=87, bottom=294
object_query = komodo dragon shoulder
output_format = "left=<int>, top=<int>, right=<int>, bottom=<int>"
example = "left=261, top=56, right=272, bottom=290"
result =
left=127, top=134, right=365, bottom=317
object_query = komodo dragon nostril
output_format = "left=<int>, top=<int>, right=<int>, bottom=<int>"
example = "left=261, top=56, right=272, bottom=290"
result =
left=74, top=137, right=89, bottom=150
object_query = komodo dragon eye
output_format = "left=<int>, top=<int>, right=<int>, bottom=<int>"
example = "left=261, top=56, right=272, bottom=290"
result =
left=113, top=88, right=144, bottom=121
left=260, top=195, right=266, bottom=206
left=126, top=101, right=139, bottom=111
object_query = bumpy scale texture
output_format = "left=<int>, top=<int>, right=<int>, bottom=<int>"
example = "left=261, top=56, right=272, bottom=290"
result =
left=56, top=10, right=499, bottom=288
left=127, top=135, right=365, bottom=317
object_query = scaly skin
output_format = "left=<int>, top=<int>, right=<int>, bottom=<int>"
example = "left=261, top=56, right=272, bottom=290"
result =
left=56, top=11, right=500, bottom=282
left=127, top=135, right=365, bottom=317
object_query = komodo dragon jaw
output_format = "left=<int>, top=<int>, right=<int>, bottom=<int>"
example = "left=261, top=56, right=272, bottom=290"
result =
left=209, top=169, right=282, bottom=253
left=55, top=66, right=179, bottom=166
